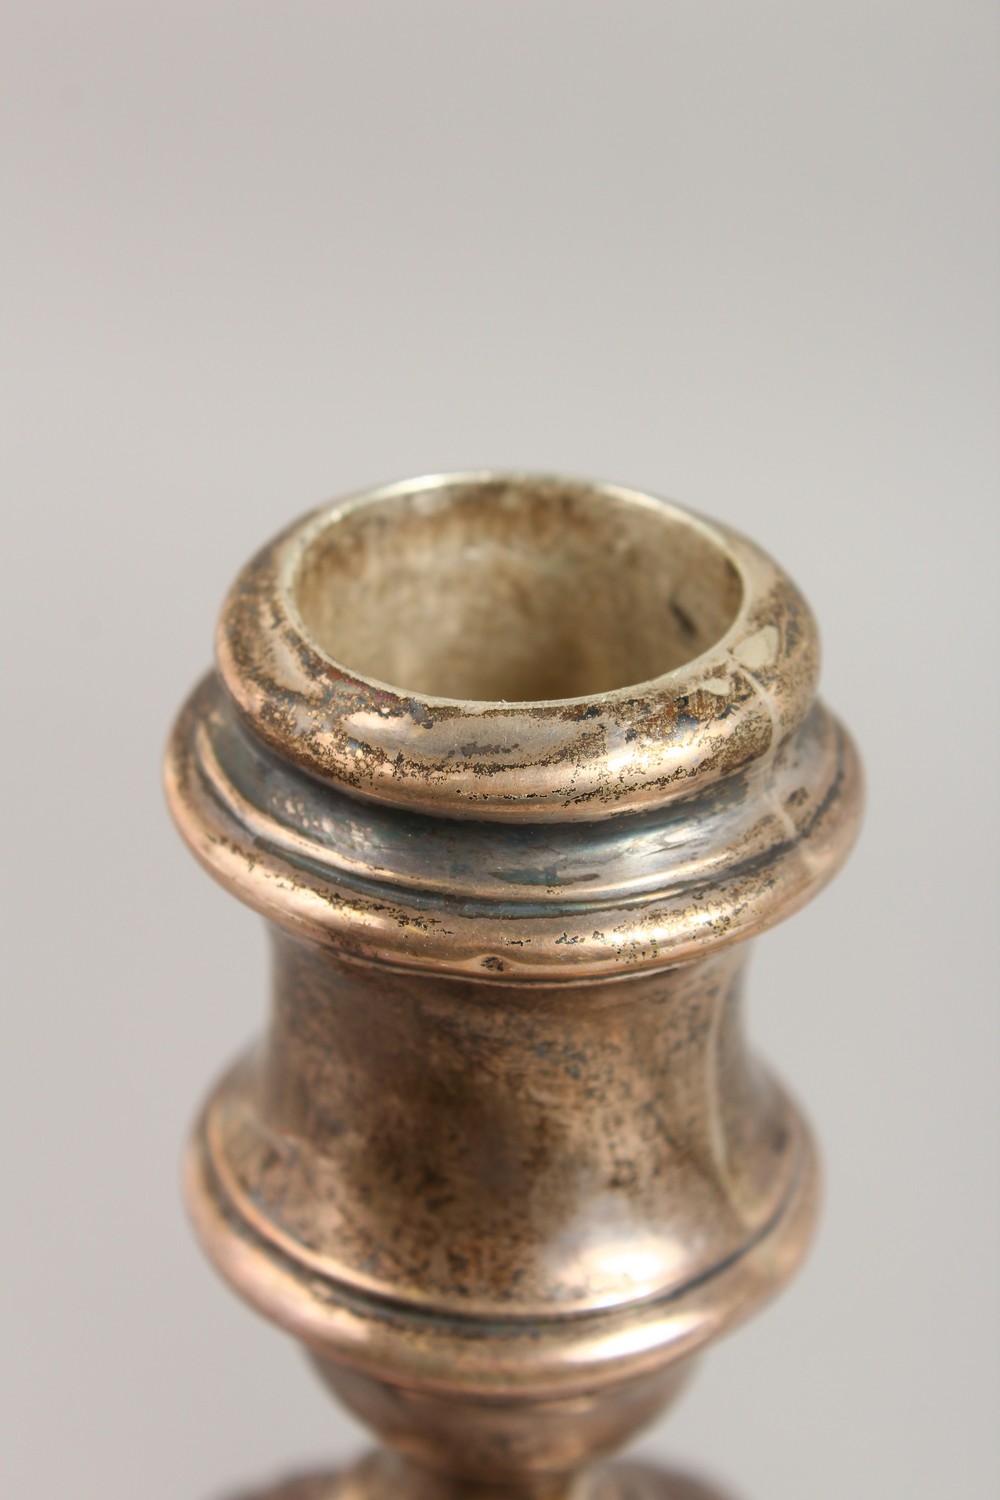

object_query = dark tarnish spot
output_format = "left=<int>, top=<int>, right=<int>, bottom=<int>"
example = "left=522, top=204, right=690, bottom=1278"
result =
left=670, top=599, right=699, bottom=638
left=673, top=712, right=701, bottom=734
left=456, top=743, right=524, bottom=759
left=407, top=699, right=437, bottom=729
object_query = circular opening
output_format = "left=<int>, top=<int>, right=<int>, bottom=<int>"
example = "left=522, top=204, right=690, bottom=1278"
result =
left=293, top=477, right=743, bottom=703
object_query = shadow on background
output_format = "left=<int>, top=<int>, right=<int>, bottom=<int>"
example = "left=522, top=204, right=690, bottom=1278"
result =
left=222, top=1460, right=743, bottom=1500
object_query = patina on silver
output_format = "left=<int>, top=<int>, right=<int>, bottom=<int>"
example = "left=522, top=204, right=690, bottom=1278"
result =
left=166, top=473, right=862, bottom=1499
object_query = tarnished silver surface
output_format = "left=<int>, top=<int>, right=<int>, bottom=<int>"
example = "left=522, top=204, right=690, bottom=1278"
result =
left=167, top=475, right=862, bottom=1496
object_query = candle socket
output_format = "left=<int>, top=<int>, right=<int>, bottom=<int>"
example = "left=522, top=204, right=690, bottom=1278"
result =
left=166, top=475, right=861, bottom=1498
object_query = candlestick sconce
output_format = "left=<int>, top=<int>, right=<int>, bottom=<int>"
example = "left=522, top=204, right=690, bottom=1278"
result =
left=166, top=474, right=862, bottom=1500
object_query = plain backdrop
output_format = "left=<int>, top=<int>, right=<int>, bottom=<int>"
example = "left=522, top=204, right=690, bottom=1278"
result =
left=2, top=5, right=998, bottom=1499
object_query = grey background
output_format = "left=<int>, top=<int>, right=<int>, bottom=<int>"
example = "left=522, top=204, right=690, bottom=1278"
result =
left=2, top=4, right=997, bottom=1498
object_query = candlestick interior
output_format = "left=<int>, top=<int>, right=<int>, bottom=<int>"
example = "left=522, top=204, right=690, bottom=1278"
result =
left=293, top=477, right=743, bottom=702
